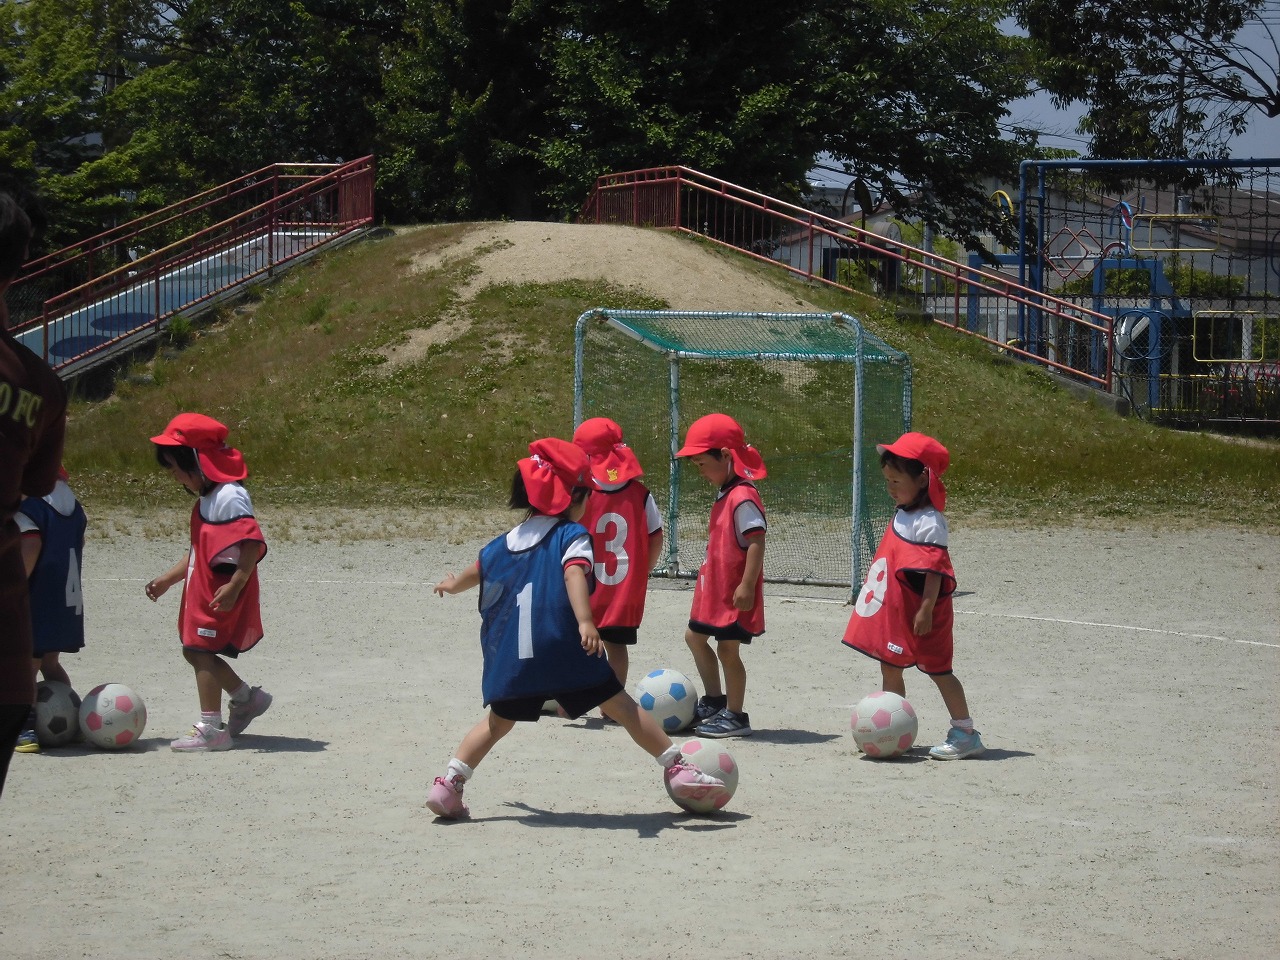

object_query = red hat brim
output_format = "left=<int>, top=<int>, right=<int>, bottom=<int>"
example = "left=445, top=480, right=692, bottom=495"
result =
left=677, top=413, right=767, bottom=480
left=151, top=413, right=248, bottom=483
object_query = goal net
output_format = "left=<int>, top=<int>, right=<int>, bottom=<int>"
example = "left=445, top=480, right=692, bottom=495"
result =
left=573, top=310, right=913, bottom=595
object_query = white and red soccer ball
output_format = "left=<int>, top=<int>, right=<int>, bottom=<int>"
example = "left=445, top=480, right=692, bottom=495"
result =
left=78, top=683, right=147, bottom=749
left=850, top=691, right=918, bottom=758
left=667, top=736, right=739, bottom=813
left=634, top=668, right=698, bottom=733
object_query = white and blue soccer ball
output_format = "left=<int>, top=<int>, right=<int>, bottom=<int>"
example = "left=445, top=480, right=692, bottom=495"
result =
left=634, top=668, right=698, bottom=732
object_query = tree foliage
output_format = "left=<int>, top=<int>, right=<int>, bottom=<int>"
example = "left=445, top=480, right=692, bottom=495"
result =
left=4, top=0, right=1043, bottom=249
left=813, top=1, right=1036, bottom=249
left=1014, top=0, right=1279, bottom=158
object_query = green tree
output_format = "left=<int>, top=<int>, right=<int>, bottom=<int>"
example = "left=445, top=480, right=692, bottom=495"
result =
left=0, top=0, right=161, bottom=247
left=375, top=0, right=558, bottom=221
left=813, top=0, right=1036, bottom=251
left=538, top=0, right=822, bottom=214
left=1014, top=0, right=1279, bottom=158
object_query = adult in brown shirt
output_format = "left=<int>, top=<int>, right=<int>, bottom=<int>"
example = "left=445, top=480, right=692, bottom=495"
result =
left=1, top=187, right=67, bottom=797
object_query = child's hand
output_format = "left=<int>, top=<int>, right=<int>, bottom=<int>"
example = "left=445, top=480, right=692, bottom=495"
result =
left=434, top=564, right=480, bottom=597
left=209, top=581, right=243, bottom=611
left=144, top=578, right=169, bottom=602
left=912, top=606, right=935, bottom=635
left=579, top=622, right=604, bottom=656
left=732, top=581, right=754, bottom=611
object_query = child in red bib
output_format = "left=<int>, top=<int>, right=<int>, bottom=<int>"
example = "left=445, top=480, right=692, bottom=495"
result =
left=146, top=414, right=272, bottom=752
left=677, top=413, right=767, bottom=739
left=572, top=417, right=665, bottom=698
left=841, top=432, right=984, bottom=759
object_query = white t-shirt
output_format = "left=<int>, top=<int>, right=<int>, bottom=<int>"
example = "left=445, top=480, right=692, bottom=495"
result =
left=892, top=506, right=948, bottom=547
left=505, top=515, right=593, bottom=567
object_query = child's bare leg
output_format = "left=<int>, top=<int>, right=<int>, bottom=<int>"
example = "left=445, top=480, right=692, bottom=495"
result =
left=881, top=663, right=906, bottom=697
left=603, top=641, right=629, bottom=687
left=715, top=640, right=746, bottom=713
left=684, top=628, right=721, bottom=696
left=453, top=710, right=516, bottom=770
left=183, top=649, right=243, bottom=712
left=601, top=692, right=672, bottom=757
left=931, top=673, right=971, bottom=722
left=427, top=710, right=515, bottom=819
left=38, top=654, right=70, bottom=686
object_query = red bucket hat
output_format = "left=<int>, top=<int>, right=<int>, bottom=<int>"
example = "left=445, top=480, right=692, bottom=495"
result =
left=572, top=417, right=643, bottom=486
left=877, top=432, right=949, bottom=511
left=518, top=437, right=591, bottom=515
left=676, top=413, right=767, bottom=480
left=150, top=413, right=248, bottom=483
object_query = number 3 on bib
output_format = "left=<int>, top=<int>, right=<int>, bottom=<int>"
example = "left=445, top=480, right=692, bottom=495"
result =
left=854, top=557, right=889, bottom=618
left=593, top=511, right=630, bottom=586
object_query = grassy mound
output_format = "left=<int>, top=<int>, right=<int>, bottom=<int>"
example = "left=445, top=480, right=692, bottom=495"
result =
left=65, top=223, right=1280, bottom=531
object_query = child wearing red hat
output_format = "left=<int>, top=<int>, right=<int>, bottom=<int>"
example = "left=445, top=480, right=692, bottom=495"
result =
left=676, top=413, right=768, bottom=739
left=427, top=437, right=728, bottom=819
left=571, top=418, right=665, bottom=701
left=146, top=413, right=272, bottom=752
left=841, top=432, right=985, bottom=759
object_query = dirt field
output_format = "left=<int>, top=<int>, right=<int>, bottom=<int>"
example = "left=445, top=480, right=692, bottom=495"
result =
left=2, top=517, right=1276, bottom=960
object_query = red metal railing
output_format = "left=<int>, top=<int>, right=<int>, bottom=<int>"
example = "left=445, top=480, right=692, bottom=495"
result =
left=10, top=156, right=375, bottom=373
left=579, top=165, right=1114, bottom=389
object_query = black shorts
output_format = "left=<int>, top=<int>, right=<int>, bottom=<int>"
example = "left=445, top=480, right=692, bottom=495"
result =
left=688, top=619, right=754, bottom=644
left=598, top=626, right=638, bottom=646
left=491, top=675, right=625, bottom=722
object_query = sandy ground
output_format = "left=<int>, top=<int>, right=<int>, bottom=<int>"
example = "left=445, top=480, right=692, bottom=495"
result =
left=1, top=516, right=1277, bottom=960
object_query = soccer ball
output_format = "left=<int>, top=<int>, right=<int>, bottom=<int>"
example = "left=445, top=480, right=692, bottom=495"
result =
left=667, top=737, right=739, bottom=813
left=79, top=683, right=147, bottom=749
left=634, top=668, right=698, bottom=732
left=34, top=680, right=81, bottom=747
left=850, top=691, right=918, bottom=758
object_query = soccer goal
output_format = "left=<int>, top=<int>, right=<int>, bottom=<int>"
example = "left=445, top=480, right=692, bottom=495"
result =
left=573, top=309, right=913, bottom=596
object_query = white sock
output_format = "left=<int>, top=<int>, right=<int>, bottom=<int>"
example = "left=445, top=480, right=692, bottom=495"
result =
left=953, top=717, right=974, bottom=733
left=200, top=711, right=223, bottom=730
left=446, top=758, right=474, bottom=783
left=657, top=744, right=682, bottom=768
left=229, top=683, right=252, bottom=705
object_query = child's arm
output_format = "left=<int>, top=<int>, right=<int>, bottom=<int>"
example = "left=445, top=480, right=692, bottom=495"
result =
left=209, top=540, right=264, bottom=611
left=647, top=529, right=665, bottom=572
left=564, top=563, right=603, bottom=656
left=20, top=532, right=42, bottom=577
left=145, top=550, right=191, bottom=601
left=733, top=532, right=766, bottom=610
left=434, top=562, right=480, bottom=597
left=913, top=571, right=942, bottom=635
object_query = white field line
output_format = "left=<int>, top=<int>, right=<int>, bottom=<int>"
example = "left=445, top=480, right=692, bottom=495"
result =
left=90, top=577, right=1280, bottom=649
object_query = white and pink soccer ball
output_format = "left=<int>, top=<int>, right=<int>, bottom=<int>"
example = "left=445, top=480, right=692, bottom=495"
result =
left=667, top=737, right=739, bottom=813
left=850, top=691, right=918, bottom=758
left=79, top=683, right=147, bottom=749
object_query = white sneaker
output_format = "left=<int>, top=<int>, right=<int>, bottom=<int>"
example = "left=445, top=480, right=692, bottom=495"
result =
left=228, top=687, right=272, bottom=736
left=928, top=727, right=985, bottom=760
left=170, top=722, right=233, bottom=752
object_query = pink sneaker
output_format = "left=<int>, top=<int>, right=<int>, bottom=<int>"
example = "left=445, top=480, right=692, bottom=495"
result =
left=664, top=760, right=729, bottom=806
left=170, top=722, right=233, bottom=752
left=425, top=776, right=470, bottom=819
left=228, top=687, right=272, bottom=736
